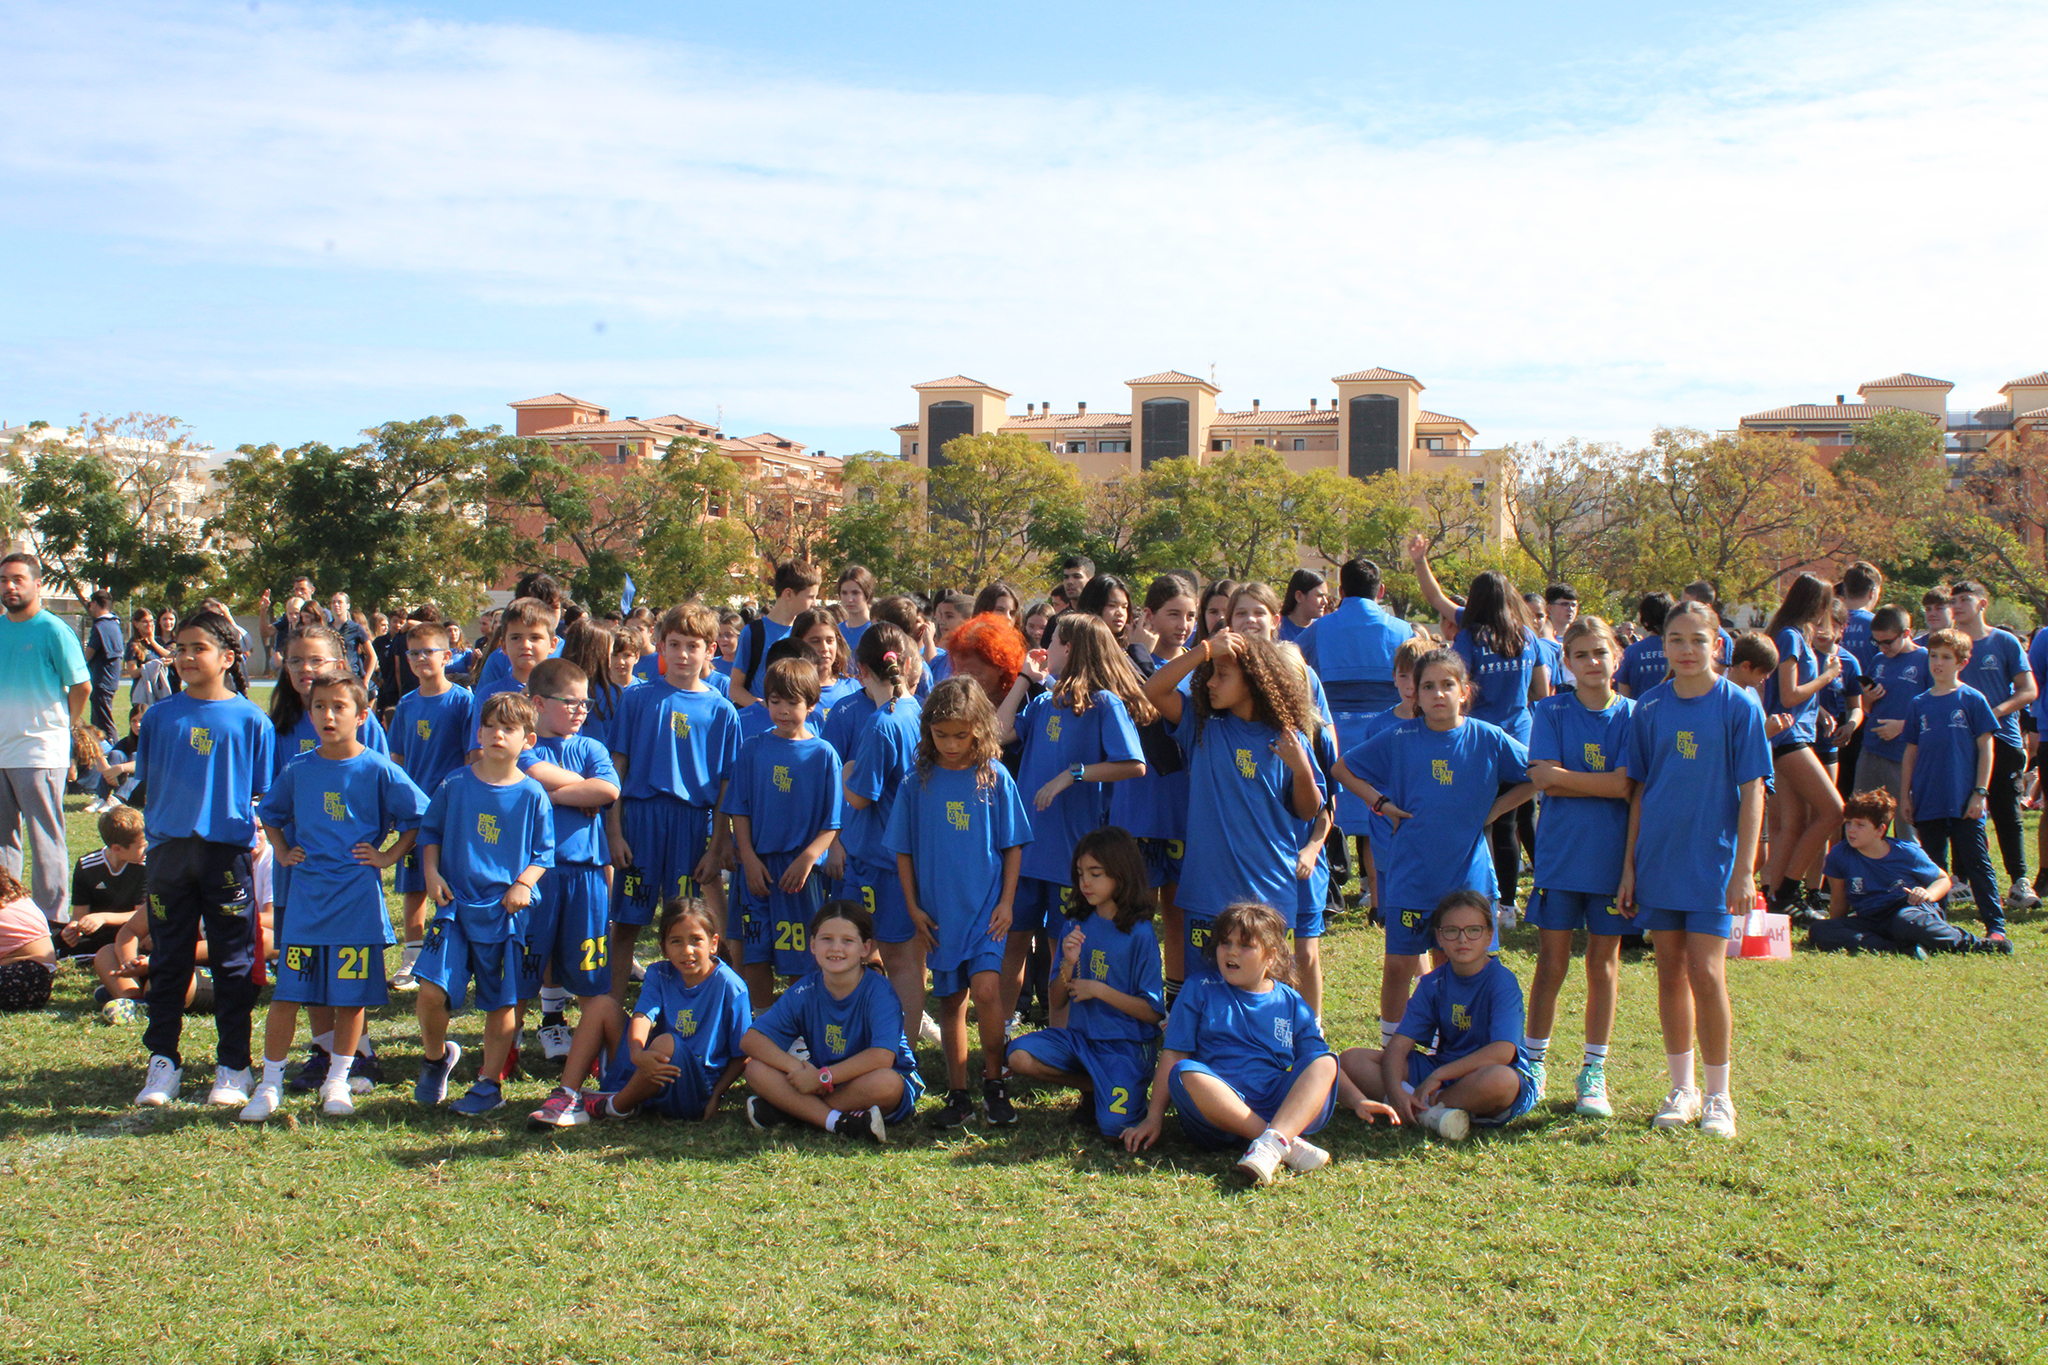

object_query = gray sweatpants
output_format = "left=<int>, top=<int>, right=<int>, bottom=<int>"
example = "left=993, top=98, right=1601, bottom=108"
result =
left=1853, top=750, right=1917, bottom=844
left=0, top=767, right=70, bottom=922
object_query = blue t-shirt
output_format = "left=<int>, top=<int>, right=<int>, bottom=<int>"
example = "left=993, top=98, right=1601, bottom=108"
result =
left=136, top=693, right=275, bottom=847
left=1451, top=628, right=1538, bottom=743
left=1905, top=685, right=1998, bottom=821
left=613, top=681, right=742, bottom=805
left=1161, top=975, right=1329, bottom=1094
left=1822, top=838, right=1946, bottom=916
left=257, top=750, right=428, bottom=945
left=1617, top=637, right=1668, bottom=697
left=1764, top=626, right=1821, bottom=747
left=820, top=689, right=880, bottom=770
left=1528, top=691, right=1634, bottom=895
left=85, top=615, right=124, bottom=694
left=1863, top=647, right=1931, bottom=762
left=391, top=684, right=476, bottom=800
left=840, top=621, right=870, bottom=656
left=1347, top=718, right=1529, bottom=910
left=733, top=618, right=793, bottom=696
left=517, top=734, right=618, bottom=865
left=1277, top=615, right=1307, bottom=643
left=1397, top=957, right=1525, bottom=1070
left=632, top=959, right=752, bottom=1083
left=815, top=676, right=862, bottom=734
left=418, top=768, right=556, bottom=942
left=726, top=732, right=843, bottom=856
left=1295, top=596, right=1414, bottom=712
left=883, top=762, right=1032, bottom=970
left=1818, top=650, right=1862, bottom=731
left=1016, top=690, right=1144, bottom=884
left=736, top=700, right=775, bottom=745
left=1172, top=708, right=1315, bottom=920
left=749, top=969, right=917, bottom=1078
left=1059, top=915, right=1165, bottom=1046
left=1959, top=628, right=2029, bottom=750
left=1533, top=636, right=1564, bottom=694
left=1109, top=667, right=1191, bottom=842
left=280, top=708, right=389, bottom=770
left=1843, top=607, right=1877, bottom=676
left=1341, top=707, right=1416, bottom=839
left=1626, top=678, right=1775, bottom=913
left=844, top=698, right=921, bottom=872
left=478, top=637, right=563, bottom=691
left=633, top=653, right=661, bottom=684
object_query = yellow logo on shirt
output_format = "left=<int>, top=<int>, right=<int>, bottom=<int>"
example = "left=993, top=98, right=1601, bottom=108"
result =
left=773, top=764, right=792, bottom=793
left=671, top=711, right=692, bottom=739
left=190, top=727, right=213, bottom=756
left=299, top=738, right=315, bottom=753
left=1677, top=730, right=1699, bottom=760
left=416, top=718, right=432, bottom=741
left=825, top=1023, right=846, bottom=1054
left=1583, top=743, right=1606, bottom=771
left=1432, top=759, right=1453, bottom=785
left=1235, top=748, right=1257, bottom=778
left=677, top=1008, right=697, bottom=1037
left=946, top=800, right=970, bottom=830
left=1046, top=712, right=1063, bottom=742
left=478, top=813, right=501, bottom=844
left=1090, top=948, right=1108, bottom=980
left=323, top=791, right=346, bottom=820
left=1452, top=1002, right=1472, bottom=1030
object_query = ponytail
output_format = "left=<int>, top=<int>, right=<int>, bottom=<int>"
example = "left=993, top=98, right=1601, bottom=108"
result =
left=856, top=622, right=914, bottom=710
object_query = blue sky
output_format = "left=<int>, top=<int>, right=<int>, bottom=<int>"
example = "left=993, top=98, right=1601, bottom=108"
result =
left=3, top=0, right=2044, bottom=458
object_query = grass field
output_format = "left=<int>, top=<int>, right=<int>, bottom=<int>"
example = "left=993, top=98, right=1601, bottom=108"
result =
left=2, top=698, right=2045, bottom=1363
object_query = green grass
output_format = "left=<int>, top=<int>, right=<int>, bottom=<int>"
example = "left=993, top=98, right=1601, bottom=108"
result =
left=2, top=702, right=2045, bottom=1362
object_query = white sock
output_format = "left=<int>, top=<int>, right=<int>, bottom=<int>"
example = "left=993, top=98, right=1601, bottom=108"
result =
left=540, top=986, right=570, bottom=1014
left=1522, top=1035, right=1550, bottom=1062
left=328, top=1052, right=354, bottom=1087
left=1667, top=1050, right=1695, bottom=1091
left=400, top=940, right=423, bottom=958
left=824, top=1109, right=842, bottom=1132
left=261, top=1057, right=287, bottom=1089
left=606, top=1095, right=633, bottom=1118
left=1583, top=1042, right=1609, bottom=1065
left=356, top=1038, right=377, bottom=1058
left=311, top=1031, right=335, bottom=1055
left=1703, top=1062, right=1730, bottom=1097
left=1380, top=1019, right=1401, bottom=1049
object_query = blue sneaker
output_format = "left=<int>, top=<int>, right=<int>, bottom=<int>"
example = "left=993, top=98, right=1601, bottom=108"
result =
left=287, top=1043, right=330, bottom=1093
left=413, top=1040, right=463, bottom=1106
left=1574, top=1060, right=1613, bottom=1118
left=451, top=1080, right=506, bottom=1116
left=1527, top=1058, right=1548, bottom=1103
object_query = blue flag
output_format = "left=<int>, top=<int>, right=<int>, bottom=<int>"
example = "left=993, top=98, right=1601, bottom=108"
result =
left=621, top=575, right=637, bottom=613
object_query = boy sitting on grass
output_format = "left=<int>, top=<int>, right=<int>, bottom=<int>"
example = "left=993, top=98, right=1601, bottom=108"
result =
left=63, top=804, right=148, bottom=962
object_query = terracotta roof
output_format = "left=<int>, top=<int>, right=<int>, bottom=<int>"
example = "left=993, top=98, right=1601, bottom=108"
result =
left=1857, top=373, right=1952, bottom=391
left=1415, top=410, right=1476, bottom=432
left=1331, top=367, right=1421, bottom=386
left=731, top=432, right=806, bottom=450
left=2019, top=407, right=2048, bottom=421
left=1211, top=408, right=1337, bottom=428
left=533, top=418, right=691, bottom=438
left=1124, top=370, right=1217, bottom=390
left=509, top=392, right=604, bottom=409
left=1740, top=403, right=1896, bottom=423
left=2000, top=371, right=2048, bottom=392
left=892, top=423, right=919, bottom=432
left=1002, top=412, right=1133, bottom=429
left=912, top=375, right=1010, bottom=395
left=649, top=414, right=716, bottom=431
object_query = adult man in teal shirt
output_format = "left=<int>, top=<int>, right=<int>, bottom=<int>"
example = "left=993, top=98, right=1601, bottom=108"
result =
left=0, top=554, right=90, bottom=926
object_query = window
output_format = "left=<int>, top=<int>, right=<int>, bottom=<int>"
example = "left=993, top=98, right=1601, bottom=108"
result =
left=1470, top=479, right=1486, bottom=501
left=1099, top=440, right=1129, bottom=453
left=1292, top=438, right=1306, bottom=451
left=1253, top=438, right=1267, bottom=447
left=1065, top=441, right=1088, bottom=454
left=1423, top=437, right=1444, bottom=451
left=1211, top=438, right=1233, bottom=452
left=615, top=444, right=631, bottom=462
left=1039, top=441, right=1052, bottom=450
left=857, top=486, right=876, bottom=505
left=708, top=497, right=726, bottom=517
left=910, top=442, right=919, bottom=456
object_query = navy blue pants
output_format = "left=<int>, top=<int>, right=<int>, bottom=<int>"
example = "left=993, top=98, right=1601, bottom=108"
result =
left=143, top=838, right=260, bottom=1071
left=1809, top=905, right=1979, bottom=954
left=1914, top=817, right=2004, bottom=934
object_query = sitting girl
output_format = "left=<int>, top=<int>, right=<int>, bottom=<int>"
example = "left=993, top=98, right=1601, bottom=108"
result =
left=1122, top=901, right=1338, bottom=1187
left=0, top=869, right=58, bottom=1013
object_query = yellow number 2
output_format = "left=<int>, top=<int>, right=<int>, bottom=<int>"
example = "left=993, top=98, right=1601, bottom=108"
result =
left=579, top=937, right=608, bottom=973
left=337, top=947, right=370, bottom=980
left=1108, top=1087, right=1129, bottom=1115
left=775, top=922, right=807, bottom=952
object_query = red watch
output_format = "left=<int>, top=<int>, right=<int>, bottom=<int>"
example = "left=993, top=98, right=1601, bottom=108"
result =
left=816, top=1067, right=834, bottom=1094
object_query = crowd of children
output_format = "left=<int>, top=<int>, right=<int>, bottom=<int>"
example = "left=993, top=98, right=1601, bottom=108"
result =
left=29, top=549, right=2031, bottom=1188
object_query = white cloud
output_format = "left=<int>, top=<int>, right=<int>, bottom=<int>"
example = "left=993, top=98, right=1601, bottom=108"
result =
left=5, top=0, right=2046, bottom=445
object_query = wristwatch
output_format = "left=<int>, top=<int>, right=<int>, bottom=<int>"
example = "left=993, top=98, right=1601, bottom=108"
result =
left=1070, top=762, right=1087, bottom=781
left=816, top=1067, right=834, bottom=1094
left=1973, top=786, right=1989, bottom=796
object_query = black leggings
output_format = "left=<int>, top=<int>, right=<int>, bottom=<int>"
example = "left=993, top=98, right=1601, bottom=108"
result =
left=1988, top=741, right=2027, bottom=883
left=1488, top=782, right=1525, bottom=908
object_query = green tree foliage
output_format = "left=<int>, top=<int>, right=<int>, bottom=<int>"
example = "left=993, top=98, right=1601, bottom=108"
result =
left=1143, top=450, right=1302, bottom=583
left=827, top=453, right=934, bottom=592
left=925, top=433, right=1083, bottom=588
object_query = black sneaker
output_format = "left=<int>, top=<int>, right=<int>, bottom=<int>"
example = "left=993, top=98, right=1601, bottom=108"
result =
left=287, top=1044, right=330, bottom=1093
left=831, top=1104, right=888, bottom=1144
left=1979, top=932, right=2015, bottom=956
left=928, top=1088, right=976, bottom=1129
left=983, top=1078, right=1018, bottom=1126
left=1068, top=1092, right=1097, bottom=1127
left=93, top=984, right=112, bottom=1006
left=746, top=1095, right=791, bottom=1130
left=352, top=1050, right=386, bottom=1089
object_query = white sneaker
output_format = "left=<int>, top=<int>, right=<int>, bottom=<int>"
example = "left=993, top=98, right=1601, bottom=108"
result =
left=319, top=1078, right=357, bottom=1118
left=539, top=1024, right=572, bottom=1062
left=207, top=1065, right=253, bottom=1107
left=1493, top=900, right=1517, bottom=932
left=1281, top=1135, right=1331, bottom=1173
left=1420, top=1104, right=1471, bottom=1142
left=240, top=1080, right=284, bottom=1123
left=918, top=1012, right=943, bottom=1046
left=1652, top=1086, right=1703, bottom=1129
left=135, top=1055, right=183, bottom=1107
left=2008, top=878, right=2041, bottom=910
left=389, top=943, right=422, bottom=992
left=1699, top=1092, right=1738, bottom=1138
left=1234, top=1130, right=1289, bottom=1186
left=82, top=796, right=107, bottom=814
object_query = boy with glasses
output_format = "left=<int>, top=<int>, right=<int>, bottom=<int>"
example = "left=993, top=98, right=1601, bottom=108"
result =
left=1856, top=606, right=1931, bottom=841
left=389, top=620, right=474, bottom=989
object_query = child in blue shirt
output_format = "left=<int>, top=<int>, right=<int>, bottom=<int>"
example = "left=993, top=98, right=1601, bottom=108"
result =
left=527, top=898, right=752, bottom=1128
left=727, top=656, right=845, bottom=996
left=245, top=675, right=428, bottom=1122
left=1123, top=902, right=1338, bottom=1188
left=1815, top=788, right=2008, bottom=956
left=605, top=603, right=742, bottom=996
left=1339, top=890, right=1539, bottom=1143
left=1619, top=601, right=1772, bottom=1140
left=1008, top=828, right=1166, bottom=1138
left=1522, top=616, right=1634, bottom=1118
left=132, top=609, right=277, bottom=1110
left=389, top=619, right=474, bottom=991
left=465, top=597, right=557, bottom=760
left=741, top=900, right=923, bottom=1141
left=1902, top=629, right=2004, bottom=934
left=413, top=691, right=557, bottom=1116
left=1856, top=605, right=1931, bottom=838
left=839, top=624, right=925, bottom=1034
left=1614, top=592, right=1673, bottom=698
left=1759, top=576, right=1845, bottom=916
left=885, top=677, right=1031, bottom=1129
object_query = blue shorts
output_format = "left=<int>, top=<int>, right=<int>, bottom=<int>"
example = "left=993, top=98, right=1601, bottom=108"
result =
left=737, top=849, right=828, bottom=977
left=1167, top=1057, right=1335, bottom=1151
left=879, top=1068, right=925, bottom=1124
left=1010, top=876, right=1068, bottom=935
left=394, top=848, right=427, bottom=896
left=1385, top=904, right=1500, bottom=956
left=524, top=862, right=611, bottom=997
left=844, top=858, right=911, bottom=945
left=597, top=1035, right=716, bottom=1120
left=930, top=939, right=1004, bottom=999
left=1296, top=864, right=1327, bottom=940
left=1331, top=712, right=1377, bottom=828
left=1403, top=1050, right=1540, bottom=1126
left=615, top=796, right=713, bottom=927
left=271, top=941, right=388, bottom=1008
left=1139, top=838, right=1185, bottom=890
left=1008, top=1027, right=1153, bottom=1135
left=413, top=917, right=520, bottom=1012
left=1635, top=906, right=1735, bottom=939
left=1525, top=888, right=1636, bottom=937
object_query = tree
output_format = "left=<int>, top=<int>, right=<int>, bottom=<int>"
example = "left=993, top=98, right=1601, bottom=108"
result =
left=1144, top=451, right=1300, bottom=583
left=739, top=462, right=838, bottom=572
left=825, top=453, right=934, bottom=592
left=1501, top=439, right=1626, bottom=589
left=1028, top=473, right=1175, bottom=588
left=1945, top=429, right=2048, bottom=621
left=3, top=412, right=214, bottom=605
left=925, top=433, right=1082, bottom=588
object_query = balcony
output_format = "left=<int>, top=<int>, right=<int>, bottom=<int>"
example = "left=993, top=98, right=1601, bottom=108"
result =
left=1947, top=409, right=2014, bottom=432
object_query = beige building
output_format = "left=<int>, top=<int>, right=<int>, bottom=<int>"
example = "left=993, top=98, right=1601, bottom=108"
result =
left=894, top=367, right=1508, bottom=540
left=1737, top=370, right=2048, bottom=472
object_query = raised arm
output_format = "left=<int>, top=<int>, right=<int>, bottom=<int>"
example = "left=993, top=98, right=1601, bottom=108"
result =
left=1404, top=533, right=1461, bottom=624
